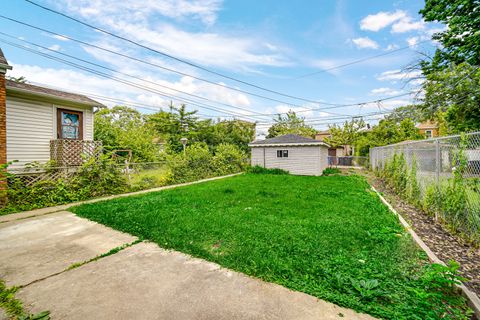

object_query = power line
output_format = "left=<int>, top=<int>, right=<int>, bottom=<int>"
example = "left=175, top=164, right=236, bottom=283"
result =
left=21, top=82, right=230, bottom=119
left=22, top=0, right=339, bottom=104
left=23, top=0, right=426, bottom=106
left=0, top=39, right=263, bottom=122
left=293, top=39, right=432, bottom=79
left=0, top=15, right=342, bottom=109
left=0, top=32, right=416, bottom=118
left=0, top=32, right=272, bottom=119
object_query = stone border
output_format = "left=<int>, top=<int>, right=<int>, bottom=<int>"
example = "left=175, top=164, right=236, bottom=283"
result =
left=371, top=185, right=480, bottom=318
left=0, top=173, right=242, bottom=224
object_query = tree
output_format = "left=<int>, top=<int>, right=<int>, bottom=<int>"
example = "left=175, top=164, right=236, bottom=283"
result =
left=324, top=119, right=366, bottom=152
left=384, top=105, right=423, bottom=124
left=212, top=120, right=256, bottom=152
left=355, top=118, right=422, bottom=156
left=6, top=76, right=27, bottom=83
left=420, top=62, right=480, bottom=132
left=419, top=0, right=480, bottom=72
left=94, top=106, right=159, bottom=162
left=266, top=111, right=316, bottom=138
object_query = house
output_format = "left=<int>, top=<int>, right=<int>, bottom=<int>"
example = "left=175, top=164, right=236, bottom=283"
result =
left=249, top=134, right=330, bottom=176
left=314, top=129, right=349, bottom=161
left=0, top=48, right=104, bottom=171
left=315, top=130, right=331, bottom=141
left=417, top=120, right=439, bottom=139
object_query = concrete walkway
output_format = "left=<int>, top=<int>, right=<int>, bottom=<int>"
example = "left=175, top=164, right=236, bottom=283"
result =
left=0, top=211, right=375, bottom=320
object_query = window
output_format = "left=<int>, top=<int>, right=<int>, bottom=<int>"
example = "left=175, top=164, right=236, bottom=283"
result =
left=277, top=150, right=288, bottom=158
left=425, top=130, right=432, bottom=139
left=57, top=109, right=83, bottom=140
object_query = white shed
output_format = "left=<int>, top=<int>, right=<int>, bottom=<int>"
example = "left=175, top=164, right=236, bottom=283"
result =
left=249, top=134, right=330, bottom=176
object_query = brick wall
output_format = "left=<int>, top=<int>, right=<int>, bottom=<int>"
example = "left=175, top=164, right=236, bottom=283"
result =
left=0, top=72, right=6, bottom=205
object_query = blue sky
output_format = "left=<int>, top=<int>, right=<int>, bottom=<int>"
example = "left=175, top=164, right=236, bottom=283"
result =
left=1, top=0, right=443, bottom=136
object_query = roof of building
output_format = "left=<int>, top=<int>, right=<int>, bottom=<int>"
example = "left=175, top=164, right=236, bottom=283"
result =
left=249, top=134, right=330, bottom=147
left=416, top=120, right=438, bottom=130
left=6, top=79, right=105, bottom=107
left=0, top=48, right=8, bottom=65
left=0, top=48, right=12, bottom=70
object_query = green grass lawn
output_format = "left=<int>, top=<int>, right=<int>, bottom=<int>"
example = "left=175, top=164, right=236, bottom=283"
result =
left=71, top=173, right=471, bottom=319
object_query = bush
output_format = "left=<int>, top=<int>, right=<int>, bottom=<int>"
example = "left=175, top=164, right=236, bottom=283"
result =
left=166, top=142, right=214, bottom=183
left=322, top=167, right=341, bottom=175
left=246, top=165, right=289, bottom=175
left=211, top=144, right=247, bottom=176
left=0, top=155, right=128, bottom=214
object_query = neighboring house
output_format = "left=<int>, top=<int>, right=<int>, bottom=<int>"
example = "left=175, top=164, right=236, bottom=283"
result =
left=417, top=120, right=439, bottom=139
left=0, top=48, right=104, bottom=171
left=249, top=134, right=330, bottom=176
left=315, top=130, right=331, bottom=141
left=314, top=129, right=349, bottom=161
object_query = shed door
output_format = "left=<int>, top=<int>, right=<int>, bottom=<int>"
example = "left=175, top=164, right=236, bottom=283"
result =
left=57, top=109, right=83, bottom=140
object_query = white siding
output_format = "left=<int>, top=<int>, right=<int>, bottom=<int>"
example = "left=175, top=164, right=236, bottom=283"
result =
left=6, top=97, right=94, bottom=169
left=251, top=147, right=265, bottom=166
left=251, top=145, right=328, bottom=176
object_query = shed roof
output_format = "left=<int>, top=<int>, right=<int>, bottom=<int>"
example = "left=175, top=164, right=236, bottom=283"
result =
left=249, top=134, right=329, bottom=147
left=6, top=80, right=105, bottom=107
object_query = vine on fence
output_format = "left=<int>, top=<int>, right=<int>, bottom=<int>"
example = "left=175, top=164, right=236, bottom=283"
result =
left=0, top=143, right=247, bottom=215
left=374, top=133, right=479, bottom=244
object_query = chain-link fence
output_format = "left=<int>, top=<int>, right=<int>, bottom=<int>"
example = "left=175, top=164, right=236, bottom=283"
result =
left=328, top=156, right=369, bottom=168
left=370, top=132, right=480, bottom=241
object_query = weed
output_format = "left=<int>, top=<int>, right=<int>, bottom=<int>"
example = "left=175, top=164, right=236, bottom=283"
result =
left=71, top=174, right=471, bottom=319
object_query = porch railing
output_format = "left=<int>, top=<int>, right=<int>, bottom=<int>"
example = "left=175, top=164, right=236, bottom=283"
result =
left=50, top=139, right=103, bottom=166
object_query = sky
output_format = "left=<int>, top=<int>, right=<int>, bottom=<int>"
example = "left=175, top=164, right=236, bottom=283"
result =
left=0, top=0, right=444, bottom=137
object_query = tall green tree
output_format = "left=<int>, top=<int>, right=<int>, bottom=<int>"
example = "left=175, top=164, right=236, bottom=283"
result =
left=384, top=105, right=423, bottom=124
left=94, top=106, right=159, bottom=162
left=420, top=62, right=480, bottom=132
left=355, top=118, right=422, bottom=156
left=324, top=119, right=366, bottom=150
left=420, top=0, right=480, bottom=73
left=266, top=111, right=316, bottom=138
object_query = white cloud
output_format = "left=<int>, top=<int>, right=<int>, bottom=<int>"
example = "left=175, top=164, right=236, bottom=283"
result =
left=352, top=37, right=379, bottom=49
left=48, top=44, right=61, bottom=51
left=8, top=63, right=254, bottom=115
left=58, top=0, right=223, bottom=26
left=392, top=18, right=425, bottom=33
left=370, top=87, right=402, bottom=96
left=360, top=10, right=424, bottom=34
left=274, top=105, right=314, bottom=117
left=406, top=37, right=419, bottom=47
left=376, top=69, right=422, bottom=82
left=49, top=34, right=70, bottom=41
left=385, top=44, right=399, bottom=51
left=360, top=10, right=406, bottom=32
left=53, top=0, right=290, bottom=71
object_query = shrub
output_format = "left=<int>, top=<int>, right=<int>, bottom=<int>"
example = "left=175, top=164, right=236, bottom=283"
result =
left=322, top=167, right=341, bottom=175
left=73, top=154, right=128, bottom=197
left=0, top=155, right=128, bottom=214
left=246, top=166, right=289, bottom=175
left=166, top=142, right=213, bottom=183
left=211, top=143, right=247, bottom=176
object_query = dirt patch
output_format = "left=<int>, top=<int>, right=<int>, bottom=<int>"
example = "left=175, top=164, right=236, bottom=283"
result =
left=362, top=171, right=480, bottom=296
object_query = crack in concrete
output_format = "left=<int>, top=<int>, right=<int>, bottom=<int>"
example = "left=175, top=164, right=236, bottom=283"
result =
left=19, top=240, right=143, bottom=289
